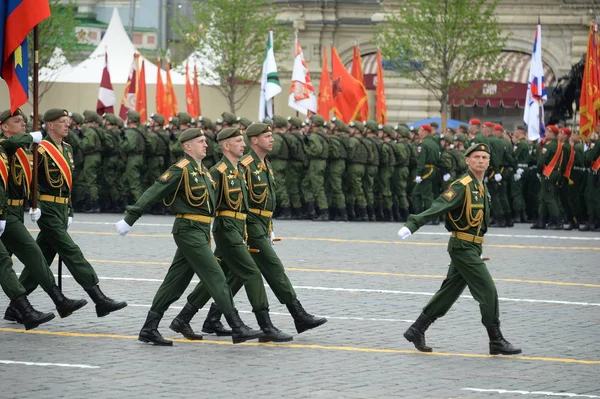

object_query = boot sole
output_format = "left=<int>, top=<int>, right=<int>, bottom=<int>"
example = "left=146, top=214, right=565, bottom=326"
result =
left=169, top=323, right=203, bottom=340
left=258, top=336, right=294, bottom=343
left=57, top=300, right=88, bottom=319
left=24, top=313, right=56, bottom=331
left=295, top=318, right=328, bottom=334
left=201, top=327, right=232, bottom=337
left=138, top=336, right=173, bottom=346
left=4, top=315, right=22, bottom=324
left=490, top=349, right=522, bottom=355
left=96, top=302, right=128, bottom=317
left=403, top=330, right=432, bottom=352
left=232, top=332, right=264, bottom=344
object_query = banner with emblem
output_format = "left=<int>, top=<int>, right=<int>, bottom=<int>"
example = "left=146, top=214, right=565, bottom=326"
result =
left=39, top=141, right=72, bottom=190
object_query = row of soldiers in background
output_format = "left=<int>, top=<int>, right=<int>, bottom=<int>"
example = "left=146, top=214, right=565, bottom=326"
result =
left=24, top=109, right=600, bottom=231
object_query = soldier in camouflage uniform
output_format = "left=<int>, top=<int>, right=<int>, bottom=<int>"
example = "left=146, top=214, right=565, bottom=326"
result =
left=362, top=121, right=380, bottom=221
left=379, top=125, right=397, bottom=222
left=285, top=117, right=306, bottom=219
left=102, top=114, right=125, bottom=212
left=121, top=111, right=146, bottom=203
left=167, top=116, right=182, bottom=162
left=301, top=115, right=329, bottom=221
left=391, top=124, right=411, bottom=222
left=345, top=122, right=368, bottom=221
left=66, top=113, right=86, bottom=212
left=270, top=116, right=291, bottom=219
left=327, top=118, right=349, bottom=221
left=80, top=111, right=105, bottom=213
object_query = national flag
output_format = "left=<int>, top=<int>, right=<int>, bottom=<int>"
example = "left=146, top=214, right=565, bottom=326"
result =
left=0, top=0, right=51, bottom=112
left=97, top=52, right=115, bottom=115
left=165, top=57, right=178, bottom=117
left=317, top=47, right=334, bottom=120
left=135, top=59, right=147, bottom=123
left=523, top=24, right=547, bottom=141
left=375, top=50, right=387, bottom=124
left=288, top=32, right=316, bottom=115
left=330, top=45, right=368, bottom=124
left=119, top=53, right=137, bottom=120
left=156, top=58, right=166, bottom=117
left=185, top=62, right=195, bottom=116
left=351, top=45, right=369, bottom=120
left=193, top=65, right=201, bottom=117
left=579, top=24, right=600, bottom=140
left=259, top=30, right=282, bottom=121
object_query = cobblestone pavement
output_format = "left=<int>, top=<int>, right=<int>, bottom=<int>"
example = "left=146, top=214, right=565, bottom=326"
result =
left=1, top=214, right=599, bottom=399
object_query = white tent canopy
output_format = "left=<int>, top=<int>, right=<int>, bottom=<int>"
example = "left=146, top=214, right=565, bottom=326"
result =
left=39, top=48, right=73, bottom=82
left=40, top=8, right=206, bottom=85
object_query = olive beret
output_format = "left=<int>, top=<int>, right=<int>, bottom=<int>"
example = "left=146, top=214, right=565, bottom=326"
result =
left=221, top=112, right=237, bottom=125
left=150, top=113, right=165, bottom=126
left=272, top=115, right=288, bottom=129
left=349, top=121, right=365, bottom=133
left=237, top=117, right=252, bottom=128
left=83, top=110, right=103, bottom=125
left=0, top=108, right=25, bottom=124
left=179, top=128, right=204, bottom=143
left=103, top=114, right=120, bottom=126
left=441, top=134, right=454, bottom=144
left=177, top=112, right=192, bottom=125
left=126, top=111, right=141, bottom=124
left=309, top=114, right=326, bottom=127
left=245, top=122, right=272, bottom=137
left=44, top=108, right=70, bottom=122
left=217, top=127, right=242, bottom=141
left=465, top=143, right=490, bottom=157
left=287, top=116, right=303, bottom=128
left=71, top=112, right=84, bottom=125
left=382, top=125, right=396, bottom=139
left=364, top=120, right=380, bottom=133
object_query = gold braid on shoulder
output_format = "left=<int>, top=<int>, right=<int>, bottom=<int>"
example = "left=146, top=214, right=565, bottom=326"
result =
left=42, top=153, right=64, bottom=189
left=447, top=182, right=484, bottom=234
left=246, top=163, right=268, bottom=205
left=221, top=167, right=243, bottom=211
left=162, top=169, right=185, bottom=207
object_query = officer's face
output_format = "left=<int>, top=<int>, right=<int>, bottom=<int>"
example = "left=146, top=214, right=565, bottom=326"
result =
left=1, top=115, right=26, bottom=135
left=466, top=151, right=490, bottom=174
left=48, top=117, right=70, bottom=138
left=185, top=136, right=207, bottom=160
left=224, top=135, right=245, bottom=157
left=254, top=131, right=274, bottom=153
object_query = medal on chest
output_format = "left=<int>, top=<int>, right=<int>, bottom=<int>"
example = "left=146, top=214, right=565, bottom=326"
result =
left=253, top=169, right=261, bottom=181
left=191, top=170, right=199, bottom=183
left=227, top=172, right=236, bottom=187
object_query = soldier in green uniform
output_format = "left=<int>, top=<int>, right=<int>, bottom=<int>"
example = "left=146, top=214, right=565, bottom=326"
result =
left=1, top=109, right=87, bottom=324
left=438, top=134, right=458, bottom=193
left=532, top=125, right=563, bottom=230
left=173, top=123, right=327, bottom=340
left=412, top=125, right=440, bottom=214
left=406, top=126, right=419, bottom=213
left=327, top=118, right=349, bottom=221
left=270, top=116, right=291, bottom=219
left=285, top=117, right=306, bottom=219
left=198, top=117, right=219, bottom=169
left=398, top=143, right=521, bottom=356
left=115, top=128, right=262, bottom=346
left=379, top=125, right=396, bottom=221
left=557, top=127, right=577, bottom=229
left=121, top=111, right=146, bottom=203
left=301, top=115, right=329, bottom=221
left=362, top=121, right=380, bottom=221
left=581, top=133, right=600, bottom=231
left=510, top=126, right=529, bottom=223
left=79, top=111, right=105, bottom=213
left=169, top=127, right=292, bottom=342
left=66, top=113, right=86, bottom=211
left=346, top=122, right=368, bottom=221
left=568, top=133, right=586, bottom=230
left=391, top=124, right=411, bottom=222
left=488, top=124, right=514, bottom=227
left=468, top=119, right=487, bottom=146
left=167, top=116, right=182, bottom=162
left=102, top=114, right=125, bottom=213
left=15, top=109, right=127, bottom=318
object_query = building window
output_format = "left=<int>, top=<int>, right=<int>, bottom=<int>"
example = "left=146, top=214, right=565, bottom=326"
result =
left=133, top=33, right=143, bottom=45
left=147, top=35, right=155, bottom=45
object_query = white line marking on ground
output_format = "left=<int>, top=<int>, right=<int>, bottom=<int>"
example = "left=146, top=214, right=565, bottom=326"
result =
left=52, top=274, right=600, bottom=307
left=462, top=388, right=600, bottom=398
left=126, top=303, right=415, bottom=323
left=0, top=360, right=100, bottom=369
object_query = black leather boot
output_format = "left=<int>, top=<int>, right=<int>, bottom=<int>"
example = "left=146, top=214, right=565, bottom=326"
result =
left=356, top=207, right=368, bottom=222
left=313, top=209, right=329, bottom=221
left=367, top=205, right=376, bottom=221
left=383, top=208, right=394, bottom=222
left=530, top=219, right=546, bottom=229
left=346, top=204, right=355, bottom=221
left=302, top=202, right=315, bottom=220
left=392, top=204, right=400, bottom=222
left=224, top=309, right=264, bottom=344
left=490, top=218, right=507, bottom=228
left=255, top=310, right=293, bottom=343
left=286, top=299, right=327, bottom=334
left=139, top=311, right=173, bottom=346
left=47, top=284, right=88, bottom=318
left=292, top=207, right=303, bottom=220
left=12, top=295, right=55, bottom=330
left=399, top=208, right=409, bottom=222
left=85, top=285, right=127, bottom=317
left=505, top=214, right=514, bottom=227
left=201, top=303, right=232, bottom=336
left=4, top=303, right=22, bottom=323
left=277, top=206, right=292, bottom=220
left=486, top=321, right=522, bottom=355
left=546, top=217, right=564, bottom=230
left=170, top=303, right=203, bottom=340
left=334, top=207, right=348, bottom=222
left=403, top=313, right=436, bottom=352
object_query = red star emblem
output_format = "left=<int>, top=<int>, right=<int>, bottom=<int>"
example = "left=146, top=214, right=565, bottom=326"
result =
left=332, top=77, right=342, bottom=99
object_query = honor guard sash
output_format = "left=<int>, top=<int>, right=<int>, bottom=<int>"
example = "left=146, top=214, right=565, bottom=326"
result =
left=15, top=148, right=32, bottom=196
left=592, top=154, right=600, bottom=173
left=39, top=141, right=72, bottom=190
left=542, top=141, right=563, bottom=178
left=0, top=155, right=8, bottom=190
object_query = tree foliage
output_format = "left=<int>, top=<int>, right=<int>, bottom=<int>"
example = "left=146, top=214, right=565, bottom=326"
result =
left=173, top=0, right=291, bottom=113
left=378, top=0, right=508, bottom=125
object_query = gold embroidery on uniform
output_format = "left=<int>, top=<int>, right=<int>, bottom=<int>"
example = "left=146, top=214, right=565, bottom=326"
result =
left=447, top=181, right=484, bottom=235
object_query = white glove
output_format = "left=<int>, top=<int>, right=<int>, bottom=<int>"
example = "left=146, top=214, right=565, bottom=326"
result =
left=0, top=220, right=5, bottom=237
left=67, top=216, right=73, bottom=230
left=415, top=176, right=423, bottom=184
left=494, top=173, right=502, bottom=182
left=536, top=173, right=541, bottom=180
left=29, top=131, right=43, bottom=144
left=29, top=207, right=42, bottom=223
left=397, top=226, right=412, bottom=240
left=516, top=168, right=524, bottom=176
left=269, top=231, right=276, bottom=245
left=443, top=173, right=451, bottom=182
left=513, top=173, right=521, bottom=182
left=484, top=177, right=489, bottom=183
left=116, top=219, right=132, bottom=237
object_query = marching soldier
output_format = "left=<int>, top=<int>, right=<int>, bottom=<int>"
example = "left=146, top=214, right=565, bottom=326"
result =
left=568, top=133, right=586, bottom=230
left=167, top=116, right=182, bottom=162
left=65, top=113, right=86, bottom=211
left=121, top=111, right=146, bottom=203
left=102, top=114, right=126, bottom=212
left=438, top=134, right=458, bottom=193
left=327, top=118, right=349, bottom=221
left=363, top=121, right=380, bottom=221
left=412, top=125, right=439, bottom=214
left=581, top=133, right=600, bottom=231
left=198, top=116, right=219, bottom=169
left=16, top=109, right=127, bottom=318
left=468, top=119, right=487, bottom=145
left=558, top=127, right=577, bottom=229
left=398, top=143, right=521, bottom=356
left=532, top=125, right=563, bottom=230
left=301, top=115, right=329, bottom=221
left=379, top=125, right=397, bottom=221
left=270, top=116, right=291, bottom=219
left=391, top=125, right=411, bottom=222
left=115, top=128, right=263, bottom=346
left=80, top=110, right=105, bottom=213
left=346, top=121, right=368, bottom=221
left=511, top=126, right=529, bottom=223
left=285, top=117, right=306, bottom=219
left=488, top=124, right=514, bottom=227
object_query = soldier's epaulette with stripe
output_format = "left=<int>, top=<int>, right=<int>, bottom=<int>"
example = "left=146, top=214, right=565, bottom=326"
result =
left=63, top=141, right=72, bottom=148
left=240, top=155, right=253, bottom=167
left=458, top=175, right=472, bottom=186
left=175, top=158, right=190, bottom=169
left=215, top=162, right=228, bottom=173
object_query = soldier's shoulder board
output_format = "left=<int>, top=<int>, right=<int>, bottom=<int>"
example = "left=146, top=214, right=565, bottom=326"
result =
left=63, top=141, right=72, bottom=148
left=240, top=155, right=253, bottom=167
left=175, top=158, right=190, bottom=169
left=215, top=162, right=228, bottom=173
left=458, top=175, right=472, bottom=186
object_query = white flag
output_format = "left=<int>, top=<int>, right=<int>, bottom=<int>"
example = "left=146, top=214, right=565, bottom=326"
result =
left=288, top=34, right=317, bottom=115
left=523, top=25, right=547, bottom=141
left=259, top=30, right=282, bottom=121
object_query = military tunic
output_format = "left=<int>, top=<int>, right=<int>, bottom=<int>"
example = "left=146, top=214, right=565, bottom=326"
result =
left=345, top=136, right=368, bottom=211
left=412, top=135, right=440, bottom=212
left=536, top=138, right=562, bottom=223
left=270, top=133, right=290, bottom=210
left=301, top=131, right=329, bottom=211
left=510, top=138, right=529, bottom=216
left=80, top=125, right=103, bottom=204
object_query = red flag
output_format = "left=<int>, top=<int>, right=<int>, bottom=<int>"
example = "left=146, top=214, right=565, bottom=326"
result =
left=165, top=60, right=178, bottom=117
left=375, top=50, right=387, bottom=124
left=97, top=52, right=115, bottom=115
left=119, top=53, right=137, bottom=120
left=185, top=62, right=194, bottom=116
left=317, top=47, right=334, bottom=120
left=579, top=24, right=600, bottom=140
left=193, top=65, right=201, bottom=117
left=351, top=46, right=369, bottom=121
left=156, top=59, right=166, bottom=117
left=1, top=0, right=51, bottom=112
left=331, top=45, right=368, bottom=124
left=135, top=59, right=147, bottom=123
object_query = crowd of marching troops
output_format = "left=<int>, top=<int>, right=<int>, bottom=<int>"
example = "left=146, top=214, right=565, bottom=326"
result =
left=17, top=109, right=600, bottom=232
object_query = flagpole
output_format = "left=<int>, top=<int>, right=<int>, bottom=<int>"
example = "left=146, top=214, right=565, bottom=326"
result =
left=537, top=16, right=544, bottom=139
left=31, top=26, right=40, bottom=211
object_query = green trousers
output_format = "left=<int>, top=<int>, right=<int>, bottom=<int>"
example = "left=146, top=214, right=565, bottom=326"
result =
left=0, top=240, right=26, bottom=300
left=567, top=170, right=585, bottom=223
left=285, top=160, right=304, bottom=209
left=150, top=219, right=234, bottom=316
left=145, top=156, right=163, bottom=188
left=301, top=159, right=328, bottom=210
left=345, top=163, right=367, bottom=208
left=378, top=166, right=394, bottom=209
left=82, top=153, right=102, bottom=202
left=271, top=159, right=290, bottom=209
left=584, top=172, right=600, bottom=223
left=488, top=180, right=505, bottom=219
left=412, top=176, right=435, bottom=211
left=19, top=201, right=99, bottom=293
left=510, top=176, right=525, bottom=213
left=327, top=159, right=346, bottom=208
left=392, top=166, right=409, bottom=209
left=124, top=154, right=145, bottom=202
left=423, top=239, right=499, bottom=327
left=2, top=208, right=56, bottom=292
left=103, top=154, right=124, bottom=206
left=363, top=165, right=378, bottom=207
left=188, top=216, right=268, bottom=312
left=538, top=175, right=560, bottom=221
left=71, top=161, right=86, bottom=209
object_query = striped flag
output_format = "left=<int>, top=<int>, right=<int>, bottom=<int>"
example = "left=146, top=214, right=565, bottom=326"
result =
left=259, top=30, right=281, bottom=121
left=288, top=32, right=316, bottom=115
left=523, top=24, right=547, bottom=141
left=97, top=52, right=115, bottom=115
